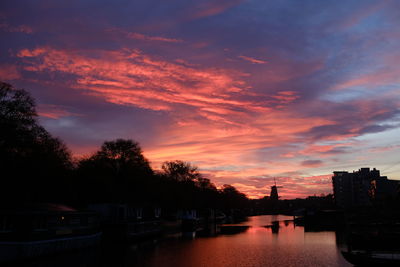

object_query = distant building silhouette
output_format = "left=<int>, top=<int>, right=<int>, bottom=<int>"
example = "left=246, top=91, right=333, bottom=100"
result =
left=270, top=178, right=282, bottom=201
left=332, top=167, right=399, bottom=208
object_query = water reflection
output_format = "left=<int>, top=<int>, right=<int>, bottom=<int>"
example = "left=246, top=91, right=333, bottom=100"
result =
left=8, top=215, right=352, bottom=267
left=126, top=215, right=351, bottom=267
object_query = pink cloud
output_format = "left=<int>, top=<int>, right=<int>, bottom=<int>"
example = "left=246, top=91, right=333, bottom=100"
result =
left=298, top=143, right=353, bottom=157
left=106, top=27, right=183, bottom=43
left=16, top=47, right=266, bottom=122
left=271, top=91, right=299, bottom=104
left=238, top=55, right=267, bottom=64
left=301, top=160, right=324, bottom=168
left=189, top=0, right=244, bottom=20
left=331, top=69, right=400, bottom=91
left=17, top=48, right=47, bottom=57
left=127, top=32, right=183, bottom=43
left=37, top=104, right=81, bottom=119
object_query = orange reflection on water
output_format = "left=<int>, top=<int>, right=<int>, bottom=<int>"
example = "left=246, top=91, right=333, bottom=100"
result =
left=128, top=215, right=350, bottom=267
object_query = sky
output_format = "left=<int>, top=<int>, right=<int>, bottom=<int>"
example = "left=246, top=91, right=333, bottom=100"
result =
left=1, top=0, right=400, bottom=199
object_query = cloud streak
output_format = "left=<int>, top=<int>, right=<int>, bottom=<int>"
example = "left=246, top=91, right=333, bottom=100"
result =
left=16, top=47, right=277, bottom=124
left=238, top=55, right=267, bottom=64
left=127, top=32, right=183, bottom=43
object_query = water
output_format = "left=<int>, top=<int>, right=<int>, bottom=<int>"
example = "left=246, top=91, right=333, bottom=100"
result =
left=10, top=215, right=352, bottom=267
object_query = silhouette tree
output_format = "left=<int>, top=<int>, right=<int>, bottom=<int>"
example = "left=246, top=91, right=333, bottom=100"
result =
left=196, top=177, right=216, bottom=191
left=221, top=184, right=248, bottom=209
left=161, top=160, right=200, bottom=182
left=92, top=139, right=152, bottom=176
left=76, top=139, right=153, bottom=204
left=221, top=184, right=241, bottom=195
left=0, top=82, right=37, bottom=155
left=0, top=82, right=72, bottom=203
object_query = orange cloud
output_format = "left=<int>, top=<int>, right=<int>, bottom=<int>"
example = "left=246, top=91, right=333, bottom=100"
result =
left=37, top=104, right=81, bottom=119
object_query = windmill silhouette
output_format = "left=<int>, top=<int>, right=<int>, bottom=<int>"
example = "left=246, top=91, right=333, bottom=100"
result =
left=270, top=178, right=283, bottom=201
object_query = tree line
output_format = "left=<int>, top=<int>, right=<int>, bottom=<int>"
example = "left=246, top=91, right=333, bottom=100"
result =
left=0, top=82, right=249, bottom=211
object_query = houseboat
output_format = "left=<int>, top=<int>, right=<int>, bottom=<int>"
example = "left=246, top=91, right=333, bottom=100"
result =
left=0, top=203, right=101, bottom=262
left=88, top=203, right=162, bottom=242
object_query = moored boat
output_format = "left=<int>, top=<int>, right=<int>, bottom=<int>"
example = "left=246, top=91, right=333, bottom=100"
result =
left=0, top=203, right=101, bottom=262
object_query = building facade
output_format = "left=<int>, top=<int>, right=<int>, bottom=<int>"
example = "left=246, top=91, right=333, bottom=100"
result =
left=332, top=167, right=393, bottom=208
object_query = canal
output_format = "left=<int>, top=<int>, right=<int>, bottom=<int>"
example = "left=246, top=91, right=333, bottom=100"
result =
left=11, top=215, right=352, bottom=267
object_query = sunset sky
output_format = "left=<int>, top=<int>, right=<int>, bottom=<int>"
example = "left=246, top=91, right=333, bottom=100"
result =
left=1, top=0, right=399, bottom=199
